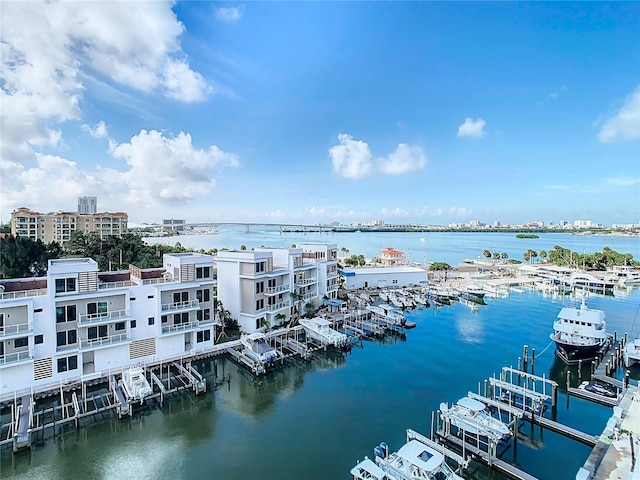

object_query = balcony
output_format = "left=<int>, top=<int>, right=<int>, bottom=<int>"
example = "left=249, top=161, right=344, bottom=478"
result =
left=0, top=288, right=47, bottom=300
left=161, top=320, right=200, bottom=335
left=327, top=271, right=338, bottom=279
left=265, top=284, right=290, bottom=295
left=266, top=300, right=290, bottom=312
left=0, top=350, right=32, bottom=366
left=161, top=299, right=200, bottom=313
left=0, top=323, right=31, bottom=338
left=78, top=309, right=132, bottom=326
left=303, top=293, right=316, bottom=301
left=296, top=277, right=317, bottom=286
left=271, top=264, right=288, bottom=272
left=80, top=333, right=131, bottom=350
left=327, top=284, right=339, bottom=292
left=98, top=280, right=133, bottom=290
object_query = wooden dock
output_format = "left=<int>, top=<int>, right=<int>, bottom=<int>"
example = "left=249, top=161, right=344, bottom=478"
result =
left=437, top=432, right=539, bottom=480
left=522, top=412, right=597, bottom=447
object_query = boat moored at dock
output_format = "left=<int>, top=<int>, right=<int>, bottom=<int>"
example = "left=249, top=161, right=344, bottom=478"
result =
left=299, top=317, right=351, bottom=350
left=549, top=299, right=607, bottom=363
left=439, top=396, right=512, bottom=443
left=120, top=366, right=153, bottom=404
left=351, top=430, right=464, bottom=480
left=240, top=333, right=279, bottom=364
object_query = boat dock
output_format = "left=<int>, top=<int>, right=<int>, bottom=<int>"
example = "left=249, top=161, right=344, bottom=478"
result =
left=522, top=411, right=598, bottom=447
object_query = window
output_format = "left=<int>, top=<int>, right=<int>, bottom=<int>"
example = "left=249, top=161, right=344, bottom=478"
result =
left=173, top=292, right=180, bottom=303
left=87, top=301, right=108, bottom=317
left=148, top=317, right=155, bottom=326
left=57, top=355, right=78, bottom=373
left=182, top=312, right=189, bottom=324
left=56, top=330, right=77, bottom=347
left=255, top=318, right=262, bottom=330
left=35, top=335, right=44, bottom=344
left=14, top=337, right=28, bottom=348
left=56, top=305, right=77, bottom=323
left=55, top=277, right=76, bottom=293
left=147, top=295, right=154, bottom=299
left=256, top=299, right=264, bottom=311
left=88, top=325, right=108, bottom=340
left=197, top=310, right=202, bottom=321
left=182, top=291, right=189, bottom=302
left=204, top=309, right=210, bottom=321
left=174, top=313, right=181, bottom=324
left=268, top=279, right=276, bottom=288
left=115, top=322, right=125, bottom=331
left=161, top=315, right=168, bottom=324
left=196, top=289, right=210, bottom=303
left=0, top=313, right=3, bottom=332
left=131, top=320, right=137, bottom=328
left=34, top=308, right=43, bottom=313
left=196, top=266, right=211, bottom=279
left=196, top=329, right=211, bottom=343
left=255, top=262, right=265, bottom=273
left=256, top=282, right=264, bottom=294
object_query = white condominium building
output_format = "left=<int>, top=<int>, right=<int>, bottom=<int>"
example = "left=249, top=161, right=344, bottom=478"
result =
left=0, top=253, right=216, bottom=401
left=216, top=243, right=339, bottom=334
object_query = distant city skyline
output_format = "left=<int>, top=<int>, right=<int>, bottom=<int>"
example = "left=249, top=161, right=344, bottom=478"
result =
left=1, top=2, right=639, bottom=225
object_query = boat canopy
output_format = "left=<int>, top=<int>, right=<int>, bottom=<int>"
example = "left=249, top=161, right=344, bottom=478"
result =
left=396, top=440, right=445, bottom=474
left=456, top=396, right=486, bottom=412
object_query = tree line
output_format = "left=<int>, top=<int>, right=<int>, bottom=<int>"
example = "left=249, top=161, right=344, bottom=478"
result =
left=481, top=245, right=637, bottom=269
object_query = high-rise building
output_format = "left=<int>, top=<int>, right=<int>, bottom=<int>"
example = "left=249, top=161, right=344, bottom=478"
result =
left=77, top=196, right=97, bottom=214
left=11, top=207, right=128, bottom=243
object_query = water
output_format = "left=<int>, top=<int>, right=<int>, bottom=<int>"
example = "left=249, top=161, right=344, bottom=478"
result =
left=145, top=229, right=640, bottom=267
left=3, top=232, right=640, bottom=480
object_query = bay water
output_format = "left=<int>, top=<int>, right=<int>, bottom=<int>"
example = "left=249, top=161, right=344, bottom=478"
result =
left=2, top=231, right=639, bottom=480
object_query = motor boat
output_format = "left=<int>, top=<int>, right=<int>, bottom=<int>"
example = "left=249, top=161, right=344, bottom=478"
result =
left=120, top=366, right=153, bottom=404
left=439, top=396, right=511, bottom=443
left=299, top=317, right=350, bottom=350
left=624, top=337, right=640, bottom=367
left=549, top=299, right=607, bottom=362
left=351, top=436, right=464, bottom=480
left=240, top=332, right=279, bottom=364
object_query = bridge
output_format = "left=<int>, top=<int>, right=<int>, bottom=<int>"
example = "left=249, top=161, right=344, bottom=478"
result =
left=155, top=222, right=336, bottom=234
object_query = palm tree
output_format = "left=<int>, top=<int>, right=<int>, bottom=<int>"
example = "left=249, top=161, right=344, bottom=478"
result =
left=274, top=312, right=286, bottom=327
left=539, top=250, right=547, bottom=263
left=501, top=252, right=508, bottom=261
left=340, top=247, right=349, bottom=258
left=289, top=291, right=304, bottom=327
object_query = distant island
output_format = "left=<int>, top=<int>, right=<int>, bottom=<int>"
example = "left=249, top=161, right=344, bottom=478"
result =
left=516, top=233, right=540, bottom=239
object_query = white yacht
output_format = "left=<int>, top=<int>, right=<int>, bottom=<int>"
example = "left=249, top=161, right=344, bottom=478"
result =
left=549, top=299, right=607, bottom=362
left=299, top=317, right=350, bottom=350
left=439, top=396, right=511, bottom=443
left=366, top=305, right=407, bottom=327
left=351, top=437, right=463, bottom=480
left=120, top=366, right=153, bottom=404
left=624, top=337, right=640, bottom=367
left=607, top=265, right=640, bottom=287
left=240, top=332, right=279, bottom=364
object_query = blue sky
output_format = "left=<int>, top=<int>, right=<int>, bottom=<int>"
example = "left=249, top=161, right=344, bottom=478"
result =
left=1, top=2, right=639, bottom=226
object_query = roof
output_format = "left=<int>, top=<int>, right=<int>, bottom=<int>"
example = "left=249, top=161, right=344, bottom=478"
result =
left=456, top=396, right=486, bottom=412
left=381, top=247, right=404, bottom=255
left=340, top=266, right=426, bottom=276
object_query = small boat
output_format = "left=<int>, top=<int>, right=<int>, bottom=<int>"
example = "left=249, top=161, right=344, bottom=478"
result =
left=367, top=305, right=408, bottom=327
left=378, top=290, right=390, bottom=302
left=359, top=292, right=374, bottom=304
left=299, top=317, right=351, bottom=350
left=351, top=436, right=463, bottom=480
left=120, top=366, right=153, bottom=404
left=579, top=381, right=618, bottom=398
left=455, top=283, right=486, bottom=300
left=439, top=396, right=511, bottom=442
left=240, top=332, right=279, bottom=364
left=624, top=337, right=640, bottom=367
left=549, top=299, right=607, bottom=362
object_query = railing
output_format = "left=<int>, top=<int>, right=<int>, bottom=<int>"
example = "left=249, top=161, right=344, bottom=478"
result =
left=80, top=333, right=130, bottom=350
left=265, top=284, right=290, bottom=295
left=296, top=278, right=317, bottom=286
left=98, top=280, right=133, bottom=290
left=0, top=289, right=47, bottom=300
left=0, top=323, right=31, bottom=337
left=327, top=284, right=339, bottom=292
left=161, top=320, right=199, bottom=334
left=78, top=309, right=131, bottom=325
left=267, top=301, right=290, bottom=312
left=0, top=350, right=32, bottom=366
left=161, top=299, right=199, bottom=312
left=141, top=277, right=176, bottom=285
left=327, top=271, right=338, bottom=279
left=271, top=264, right=289, bottom=272
left=303, top=293, right=316, bottom=301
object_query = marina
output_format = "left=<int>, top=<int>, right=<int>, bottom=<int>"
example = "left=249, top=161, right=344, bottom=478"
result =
left=1, top=231, right=639, bottom=479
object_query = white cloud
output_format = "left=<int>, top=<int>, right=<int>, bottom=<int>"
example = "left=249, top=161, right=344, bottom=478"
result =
left=307, top=206, right=326, bottom=216
left=448, top=207, right=472, bottom=217
left=105, top=129, right=239, bottom=205
left=0, top=154, right=103, bottom=213
left=597, top=86, right=640, bottom=143
left=604, top=176, right=640, bottom=187
left=82, top=120, right=109, bottom=138
left=378, top=143, right=427, bottom=175
left=216, top=7, right=242, bottom=22
left=329, top=134, right=373, bottom=180
left=457, top=118, right=486, bottom=138
left=380, top=207, right=409, bottom=217
left=0, top=1, right=210, bottom=168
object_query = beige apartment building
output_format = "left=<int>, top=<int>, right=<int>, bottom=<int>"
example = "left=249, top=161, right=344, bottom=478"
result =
left=10, top=207, right=128, bottom=244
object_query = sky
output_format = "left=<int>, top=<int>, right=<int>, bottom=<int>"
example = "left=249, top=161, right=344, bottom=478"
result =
left=1, top=1, right=639, bottom=227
